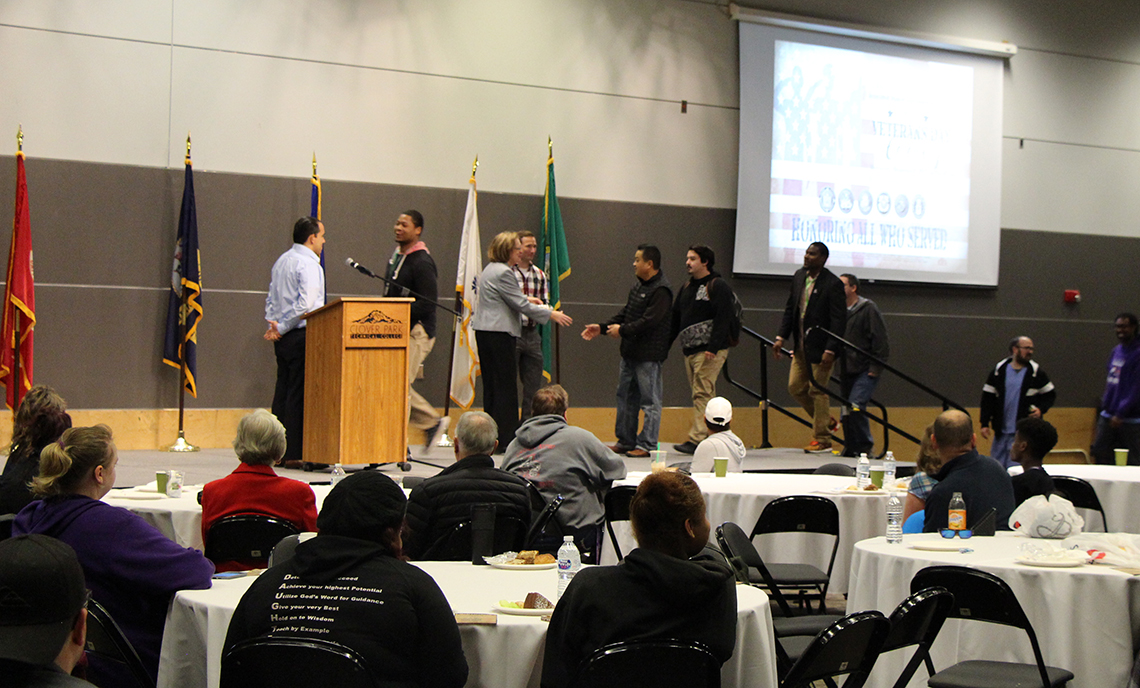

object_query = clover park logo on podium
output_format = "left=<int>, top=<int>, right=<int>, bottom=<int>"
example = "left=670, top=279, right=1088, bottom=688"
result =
left=350, top=310, right=404, bottom=340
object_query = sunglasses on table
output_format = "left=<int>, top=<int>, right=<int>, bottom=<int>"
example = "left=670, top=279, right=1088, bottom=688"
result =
left=939, top=529, right=973, bottom=539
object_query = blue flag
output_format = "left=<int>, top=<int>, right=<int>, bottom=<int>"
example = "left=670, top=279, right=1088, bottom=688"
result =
left=162, top=152, right=202, bottom=397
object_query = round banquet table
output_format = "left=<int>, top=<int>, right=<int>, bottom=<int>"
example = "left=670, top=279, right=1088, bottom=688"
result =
left=1044, top=464, right=1140, bottom=533
left=610, top=471, right=895, bottom=592
left=157, top=560, right=777, bottom=688
left=846, top=532, right=1140, bottom=688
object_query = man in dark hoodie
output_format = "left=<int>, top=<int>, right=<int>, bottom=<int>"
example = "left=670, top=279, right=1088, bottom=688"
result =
left=670, top=245, right=736, bottom=455
left=385, top=210, right=448, bottom=450
left=224, top=471, right=468, bottom=688
left=581, top=244, right=673, bottom=458
left=838, top=273, right=889, bottom=457
left=503, top=385, right=627, bottom=562
left=542, top=471, right=737, bottom=688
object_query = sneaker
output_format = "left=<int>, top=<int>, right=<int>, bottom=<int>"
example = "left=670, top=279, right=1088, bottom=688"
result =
left=609, top=443, right=635, bottom=454
left=804, top=440, right=833, bottom=454
left=673, top=441, right=698, bottom=455
left=626, top=448, right=651, bottom=458
left=425, top=416, right=450, bottom=449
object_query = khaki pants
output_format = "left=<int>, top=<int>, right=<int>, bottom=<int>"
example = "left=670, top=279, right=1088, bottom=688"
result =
left=684, top=349, right=728, bottom=443
left=788, top=349, right=834, bottom=442
left=407, top=323, right=440, bottom=433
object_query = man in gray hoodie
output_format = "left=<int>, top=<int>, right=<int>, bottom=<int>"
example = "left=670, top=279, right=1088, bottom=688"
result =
left=502, top=384, right=627, bottom=562
left=839, top=273, right=890, bottom=457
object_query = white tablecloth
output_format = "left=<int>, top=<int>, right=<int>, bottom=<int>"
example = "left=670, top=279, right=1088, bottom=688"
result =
left=1046, top=464, right=1140, bottom=533
left=846, top=533, right=1140, bottom=688
left=103, top=484, right=335, bottom=551
left=611, top=472, right=893, bottom=592
left=157, top=561, right=777, bottom=688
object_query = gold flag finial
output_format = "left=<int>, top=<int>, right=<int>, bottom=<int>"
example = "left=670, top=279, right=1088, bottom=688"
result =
left=16, top=125, right=23, bottom=152
left=472, top=155, right=479, bottom=178
left=185, top=133, right=191, bottom=155
left=548, top=136, right=552, bottom=157
left=312, top=152, right=317, bottom=176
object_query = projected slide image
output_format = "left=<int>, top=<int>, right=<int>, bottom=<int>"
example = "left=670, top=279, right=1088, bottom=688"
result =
left=769, top=40, right=974, bottom=273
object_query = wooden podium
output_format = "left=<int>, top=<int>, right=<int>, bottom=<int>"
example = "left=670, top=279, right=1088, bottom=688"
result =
left=302, top=297, right=414, bottom=466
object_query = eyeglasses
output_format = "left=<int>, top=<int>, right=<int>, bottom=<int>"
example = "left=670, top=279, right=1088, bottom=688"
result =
left=940, top=529, right=973, bottom=539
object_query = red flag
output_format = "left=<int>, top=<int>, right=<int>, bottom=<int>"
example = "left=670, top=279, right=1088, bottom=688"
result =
left=0, top=151, right=35, bottom=410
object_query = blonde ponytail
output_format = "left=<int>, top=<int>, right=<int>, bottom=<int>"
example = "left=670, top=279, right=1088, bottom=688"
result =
left=31, top=425, right=114, bottom=497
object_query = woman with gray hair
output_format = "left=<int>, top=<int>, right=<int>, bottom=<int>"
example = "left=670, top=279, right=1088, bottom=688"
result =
left=200, top=409, right=318, bottom=571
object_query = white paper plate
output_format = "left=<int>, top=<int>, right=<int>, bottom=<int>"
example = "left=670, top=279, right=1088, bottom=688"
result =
left=909, top=540, right=973, bottom=552
left=1015, top=556, right=1086, bottom=568
left=493, top=604, right=553, bottom=616
left=110, top=492, right=167, bottom=501
left=490, top=562, right=557, bottom=571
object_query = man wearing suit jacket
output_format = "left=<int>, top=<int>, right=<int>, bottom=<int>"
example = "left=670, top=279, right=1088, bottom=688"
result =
left=773, top=242, right=847, bottom=453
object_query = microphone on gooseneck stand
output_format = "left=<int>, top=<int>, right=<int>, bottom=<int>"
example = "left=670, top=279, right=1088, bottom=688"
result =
left=344, top=257, right=376, bottom=277
left=343, top=256, right=462, bottom=318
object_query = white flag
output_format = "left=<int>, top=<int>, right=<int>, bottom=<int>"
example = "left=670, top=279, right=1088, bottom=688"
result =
left=449, top=174, right=482, bottom=408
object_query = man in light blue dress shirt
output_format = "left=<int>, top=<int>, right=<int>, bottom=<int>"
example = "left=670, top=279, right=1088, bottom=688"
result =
left=264, top=217, right=326, bottom=467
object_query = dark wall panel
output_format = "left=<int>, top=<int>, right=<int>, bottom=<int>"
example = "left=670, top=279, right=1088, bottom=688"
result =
left=0, top=155, right=1136, bottom=412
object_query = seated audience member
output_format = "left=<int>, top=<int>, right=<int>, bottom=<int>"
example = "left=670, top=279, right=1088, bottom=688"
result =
left=0, top=535, right=93, bottom=688
left=502, top=385, right=628, bottom=562
left=688, top=397, right=747, bottom=473
left=224, top=471, right=468, bottom=688
left=12, top=425, right=214, bottom=685
left=405, top=411, right=532, bottom=560
left=542, top=472, right=736, bottom=688
left=902, top=425, right=939, bottom=522
left=200, top=409, right=318, bottom=571
left=923, top=410, right=1015, bottom=532
left=1010, top=416, right=1059, bottom=506
left=0, top=386, right=71, bottom=515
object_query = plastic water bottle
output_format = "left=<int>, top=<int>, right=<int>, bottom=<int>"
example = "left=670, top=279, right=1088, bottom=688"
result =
left=856, top=453, right=871, bottom=488
left=882, top=451, right=896, bottom=487
left=886, top=493, right=903, bottom=544
left=330, top=463, right=346, bottom=486
left=948, top=492, right=967, bottom=531
left=557, top=536, right=581, bottom=600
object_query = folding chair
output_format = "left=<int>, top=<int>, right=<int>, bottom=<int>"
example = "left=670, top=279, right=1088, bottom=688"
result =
left=814, top=463, right=855, bottom=477
left=419, top=504, right=528, bottom=561
left=911, top=566, right=1074, bottom=687
left=0, top=512, right=14, bottom=541
left=880, top=587, right=955, bottom=688
left=716, top=522, right=842, bottom=675
left=750, top=495, right=840, bottom=612
left=526, top=493, right=565, bottom=551
left=221, top=636, right=379, bottom=688
left=204, top=514, right=301, bottom=569
left=1051, top=476, right=1108, bottom=531
left=86, top=598, right=154, bottom=688
left=571, top=639, right=720, bottom=688
left=779, top=611, right=891, bottom=688
left=604, top=485, right=637, bottom=561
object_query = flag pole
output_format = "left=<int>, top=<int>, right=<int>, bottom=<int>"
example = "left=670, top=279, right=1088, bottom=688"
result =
left=439, top=156, right=479, bottom=447
left=547, top=137, right=562, bottom=383
left=168, top=133, right=198, bottom=452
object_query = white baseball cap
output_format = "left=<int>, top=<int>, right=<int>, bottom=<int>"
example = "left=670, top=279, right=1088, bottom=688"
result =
left=705, top=397, right=732, bottom=424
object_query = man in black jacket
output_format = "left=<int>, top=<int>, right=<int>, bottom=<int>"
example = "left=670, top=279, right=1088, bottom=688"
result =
left=385, top=210, right=448, bottom=450
left=773, top=242, right=847, bottom=453
left=923, top=410, right=1015, bottom=532
left=582, top=245, right=673, bottom=457
left=670, top=245, right=735, bottom=455
left=839, top=273, right=889, bottom=457
left=404, top=412, right=532, bottom=560
left=979, top=336, right=1056, bottom=469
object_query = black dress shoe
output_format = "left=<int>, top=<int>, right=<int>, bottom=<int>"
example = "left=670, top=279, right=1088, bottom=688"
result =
left=673, top=441, right=698, bottom=455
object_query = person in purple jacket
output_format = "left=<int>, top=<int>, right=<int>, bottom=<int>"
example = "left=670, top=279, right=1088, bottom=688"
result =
left=1092, top=313, right=1140, bottom=465
left=13, top=425, right=214, bottom=685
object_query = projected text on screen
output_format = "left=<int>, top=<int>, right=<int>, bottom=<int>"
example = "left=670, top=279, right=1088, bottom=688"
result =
left=769, top=41, right=974, bottom=274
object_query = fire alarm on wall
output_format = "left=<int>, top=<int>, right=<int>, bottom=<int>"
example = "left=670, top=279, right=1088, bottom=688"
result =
left=1064, top=289, right=1081, bottom=303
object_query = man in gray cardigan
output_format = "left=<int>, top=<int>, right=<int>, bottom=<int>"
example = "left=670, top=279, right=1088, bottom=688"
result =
left=839, top=273, right=889, bottom=457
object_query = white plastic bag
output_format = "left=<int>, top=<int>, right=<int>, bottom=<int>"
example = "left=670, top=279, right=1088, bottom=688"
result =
left=1009, top=494, right=1084, bottom=538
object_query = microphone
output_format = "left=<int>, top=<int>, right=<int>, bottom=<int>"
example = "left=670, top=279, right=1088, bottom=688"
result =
left=345, top=257, right=375, bottom=277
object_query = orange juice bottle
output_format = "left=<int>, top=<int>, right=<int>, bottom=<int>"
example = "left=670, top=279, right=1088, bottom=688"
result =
left=948, top=492, right=967, bottom=531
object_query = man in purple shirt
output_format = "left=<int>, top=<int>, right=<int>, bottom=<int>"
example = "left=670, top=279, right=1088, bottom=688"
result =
left=1092, top=313, right=1140, bottom=465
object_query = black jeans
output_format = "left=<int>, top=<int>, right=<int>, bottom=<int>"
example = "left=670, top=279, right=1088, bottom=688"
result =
left=271, top=328, right=306, bottom=463
left=476, top=330, right=519, bottom=451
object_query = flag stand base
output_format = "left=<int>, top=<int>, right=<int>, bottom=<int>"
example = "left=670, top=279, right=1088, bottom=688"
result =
left=436, top=433, right=453, bottom=448
left=166, top=431, right=200, bottom=453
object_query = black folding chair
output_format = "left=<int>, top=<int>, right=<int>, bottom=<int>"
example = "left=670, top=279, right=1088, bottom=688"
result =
left=814, top=463, right=855, bottom=477
left=526, top=493, right=565, bottom=551
left=86, top=598, right=154, bottom=688
left=205, top=514, right=301, bottom=568
left=604, top=485, right=637, bottom=561
left=420, top=505, right=528, bottom=561
left=750, top=496, right=840, bottom=612
left=0, top=512, right=14, bottom=541
left=571, top=639, right=721, bottom=688
left=1051, top=476, right=1108, bottom=531
left=716, top=522, right=841, bottom=675
left=880, top=587, right=955, bottom=688
left=221, top=636, right=379, bottom=688
left=779, top=611, right=891, bottom=688
left=911, top=566, right=1074, bottom=687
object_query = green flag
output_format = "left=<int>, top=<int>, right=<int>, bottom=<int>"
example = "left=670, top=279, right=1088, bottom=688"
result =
left=538, top=147, right=570, bottom=381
